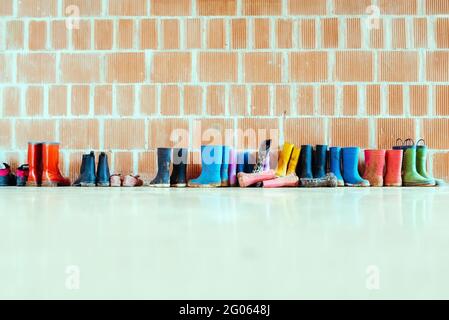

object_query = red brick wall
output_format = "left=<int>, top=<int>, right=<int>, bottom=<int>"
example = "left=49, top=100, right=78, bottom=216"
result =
left=1, top=0, right=449, bottom=181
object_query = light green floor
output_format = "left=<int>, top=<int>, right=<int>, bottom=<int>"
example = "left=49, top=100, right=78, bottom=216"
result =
left=0, top=187, right=448, bottom=299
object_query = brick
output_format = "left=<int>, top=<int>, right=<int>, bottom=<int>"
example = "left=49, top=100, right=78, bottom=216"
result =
left=71, top=85, right=90, bottom=116
left=427, top=52, right=449, bottom=82
left=151, top=0, right=191, bottom=16
left=191, top=119, right=234, bottom=148
left=285, top=118, right=326, bottom=146
left=60, top=119, right=99, bottom=149
left=392, top=19, right=407, bottom=49
left=342, top=85, right=358, bottom=116
left=117, top=19, right=134, bottom=49
left=114, top=152, right=134, bottom=175
left=243, top=0, right=282, bottom=15
left=289, top=0, right=326, bottom=14
left=388, top=85, right=404, bottom=116
left=436, top=19, right=449, bottom=48
left=370, top=18, right=384, bottom=49
left=230, top=85, right=248, bottom=116
left=436, top=86, right=449, bottom=116
left=330, top=118, right=369, bottom=148
left=104, top=119, right=145, bottom=149
left=6, top=21, right=24, bottom=49
left=380, top=0, right=417, bottom=14
left=426, top=0, right=449, bottom=14
left=231, top=19, right=247, bottom=49
left=322, top=18, right=338, bottom=48
left=346, top=18, right=361, bottom=48
left=295, top=86, right=314, bottom=115
left=335, top=51, right=373, bottom=82
left=433, top=153, right=449, bottom=182
left=366, top=85, right=381, bottom=116
left=207, top=19, right=226, bottom=49
left=107, top=53, right=145, bottom=83
left=25, top=86, right=43, bottom=116
left=18, top=54, right=56, bottom=83
left=186, top=19, right=201, bottom=49
left=414, top=18, right=427, bottom=48
left=250, top=85, right=270, bottom=116
left=380, top=52, right=418, bottom=82
left=2, top=87, right=21, bottom=117
left=422, top=119, right=449, bottom=149
left=198, top=0, right=236, bottom=15
left=49, top=86, right=67, bottom=116
left=319, top=85, right=335, bottom=116
left=94, top=85, right=113, bottom=115
left=137, top=151, right=156, bottom=180
left=152, top=52, right=191, bottom=82
left=376, top=118, right=415, bottom=149
left=276, top=19, right=292, bottom=49
left=334, top=0, right=371, bottom=14
left=95, top=20, right=113, bottom=50
left=63, top=0, right=102, bottom=16
left=290, top=52, right=327, bottom=82
left=149, top=119, right=189, bottom=148
left=237, top=118, right=279, bottom=150
left=72, top=20, right=91, bottom=50
left=162, top=19, right=179, bottom=49
left=115, top=85, right=134, bottom=116
left=29, top=21, right=47, bottom=50
left=51, top=20, right=67, bottom=50
left=199, top=52, right=237, bottom=82
left=160, top=85, right=181, bottom=115
left=18, top=0, right=58, bottom=16
left=300, top=19, right=316, bottom=49
left=140, top=85, right=157, bottom=115
left=275, top=85, right=290, bottom=116
left=140, top=19, right=157, bottom=49
left=244, top=53, right=282, bottom=83
left=254, top=19, right=270, bottom=49
left=61, top=54, right=101, bottom=83
left=207, top=86, right=226, bottom=116
left=66, top=151, right=84, bottom=181
left=0, top=120, right=12, bottom=148
left=184, top=86, right=203, bottom=115
left=0, top=54, right=13, bottom=83
left=109, top=0, right=147, bottom=16
left=410, top=85, right=428, bottom=116
left=0, top=0, right=13, bottom=15
left=15, top=120, right=57, bottom=148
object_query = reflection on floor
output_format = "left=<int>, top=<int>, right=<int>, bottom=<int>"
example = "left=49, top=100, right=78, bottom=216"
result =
left=0, top=187, right=448, bottom=299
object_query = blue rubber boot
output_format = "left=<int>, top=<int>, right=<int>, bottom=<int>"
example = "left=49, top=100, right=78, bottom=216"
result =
left=150, top=148, right=171, bottom=187
left=313, top=145, right=327, bottom=178
left=329, top=147, right=344, bottom=186
left=221, top=146, right=230, bottom=186
left=243, top=151, right=255, bottom=173
left=188, top=145, right=223, bottom=187
left=236, top=152, right=245, bottom=175
left=342, top=147, right=370, bottom=187
left=297, top=145, right=313, bottom=179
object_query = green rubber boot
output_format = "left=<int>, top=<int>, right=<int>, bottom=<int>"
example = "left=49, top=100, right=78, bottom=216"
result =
left=403, top=146, right=435, bottom=187
left=416, top=140, right=436, bottom=186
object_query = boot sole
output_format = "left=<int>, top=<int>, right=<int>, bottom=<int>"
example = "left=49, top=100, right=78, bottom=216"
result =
left=188, top=183, right=222, bottom=188
left=149, top=184, right=171, bottom=188
left=403, top=182, right=436, bottom=187
left=26, top=181, right=40, bottom=187
left=171, top=184, right=187, bottom=188
left=344, top=183, right=370, bottom=187
left=96, top=182, right=110, bottom=187
left=80, top=182, right=96, bottom=187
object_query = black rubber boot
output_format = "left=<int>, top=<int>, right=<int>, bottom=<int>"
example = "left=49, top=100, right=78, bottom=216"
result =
left=313, top=145, right=328, bottom=178
left=297, top=145, right=313, bottom=179
left=0, top=163, right=15, bottom=186
left=16, top=164, right=29, bottom=186
left=73, top=152, right=96, bottom=187
left=96, top=152, right=111, bottom=187
left=150, top=148, right=171, bottom=187
left=170, top=148, right=188, bottom=187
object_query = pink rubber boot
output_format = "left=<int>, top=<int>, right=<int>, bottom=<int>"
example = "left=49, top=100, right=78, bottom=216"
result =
left=237, top=170, right=276, bottom=188
left=263, top=174, right=299, bottom=188
left=228, top=148, right=237, bottom=187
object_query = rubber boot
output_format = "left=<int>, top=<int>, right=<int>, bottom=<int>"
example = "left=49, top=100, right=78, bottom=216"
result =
left=275, top=143, right=294, bottom=177
left=342, top=147, right=370, bottom=187
left=363, top=150, right=386, bottom=187
left=236, top=152, right=245, bottom=175
left=73, top=152, right=96, bottom=187
left=0, top=163, right=15, bottom=186
left=313, top=145, right=327, bottom=178
left=221, top=146, right=230, bottom=187
left=188, top=145, right=223, bottom=187
left=402, top=146, right=435, bottom=186
left=150, top=148, right=171, bottom=187
left=329, top=147, right=344, bottom=187
left=27, top=142, right=43, bottom=186
left=237, top=140, right=274, bottom=188
left=416, top=141, right=436, bottom=186
left=243, top=151, right=254, bottom=173
left=16, top=164, right=29, bottom=187
left=41, top=142, right=71, bottom=187
left=286, top=146, right=300, bottom=175
left=228, top=148, right=237, bottom=187
left=263, top=174, right=299, bottom=188
left=384, top=149, right=403, bottom=187
left=170, top=148, right=188, bottom=187
left=297, top=145, right=313, bottom=179
left=96, top=152, right=111, bottom=187
left=300, top=173, right=338, bottom=188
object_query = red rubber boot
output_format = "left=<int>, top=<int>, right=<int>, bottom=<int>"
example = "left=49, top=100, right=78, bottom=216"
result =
left=41, top=143, right=71, bottom=187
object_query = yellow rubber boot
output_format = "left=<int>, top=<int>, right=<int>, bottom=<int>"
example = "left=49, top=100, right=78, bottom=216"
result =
left=275, top=143, right=294, bottom=177
left=286, top=146, right=300, bottom=175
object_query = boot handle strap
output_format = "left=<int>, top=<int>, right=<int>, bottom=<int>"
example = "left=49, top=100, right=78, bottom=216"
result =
left=416, top=139, right=426, bottom=146
left=404, top=138, right=415, bottom=146
left=395, top=138, right=403, bottom=145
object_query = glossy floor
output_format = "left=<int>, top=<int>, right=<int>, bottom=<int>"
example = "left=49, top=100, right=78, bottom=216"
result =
left=1, top=187, right=448, bottom=299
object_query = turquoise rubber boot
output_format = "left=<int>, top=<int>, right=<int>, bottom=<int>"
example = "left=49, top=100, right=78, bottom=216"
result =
left=188, top=145, right=223, bottom=188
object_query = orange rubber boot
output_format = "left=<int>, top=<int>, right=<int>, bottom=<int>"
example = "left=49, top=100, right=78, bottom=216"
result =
left=41, top=143, right=71, bottom=187
left=363, top=150, right=386, bottom=187
left=384, top=149, right=403, bottom=187
left=26, top=142, right=43, bottom=186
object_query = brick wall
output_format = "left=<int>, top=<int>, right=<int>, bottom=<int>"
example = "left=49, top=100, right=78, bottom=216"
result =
left=1, top=0, right=449, bottom=181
